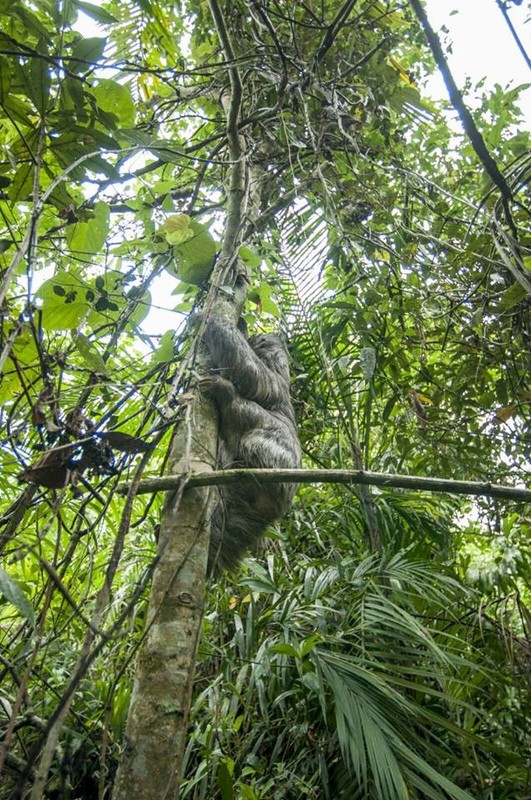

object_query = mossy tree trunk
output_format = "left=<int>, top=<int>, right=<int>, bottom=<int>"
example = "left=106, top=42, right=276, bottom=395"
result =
left=111, top=3, right=259, bottom=797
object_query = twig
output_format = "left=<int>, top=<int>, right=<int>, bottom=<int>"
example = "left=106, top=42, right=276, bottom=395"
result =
left=0, top=147, right=135, bottom=309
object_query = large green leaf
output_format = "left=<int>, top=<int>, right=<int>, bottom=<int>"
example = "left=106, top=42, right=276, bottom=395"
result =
left=29, top=40, right=51, bottom=114
left=162, top=216, right=217, bottom=285
left=91, top=78, right=136, bottom=127
left=66, top=201, right=110, bottom=257
left=71, top=36, right=107, bottom=70
left=35, top=267, right=147, bottom=332
left=73, top=0, right=118, bottom=24
left=35, top=269, right=93, bottom=329
left=0, top=566, right=35, bottom=626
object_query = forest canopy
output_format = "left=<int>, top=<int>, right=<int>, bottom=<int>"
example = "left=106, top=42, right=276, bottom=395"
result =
left=0, top=1, right=529, bottom=799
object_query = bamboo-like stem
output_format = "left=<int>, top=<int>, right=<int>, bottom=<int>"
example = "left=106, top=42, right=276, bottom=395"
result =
left=118, top=468, right=531, bottom=504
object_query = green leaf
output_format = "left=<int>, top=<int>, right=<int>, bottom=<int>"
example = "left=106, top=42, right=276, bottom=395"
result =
left=8, top=163, right=33, bottom=202
left=498, top=282, right=527, bottom=311
left=271, top=643, right=299, bottom=657
left=0, top=55, right=11, bottom=102
left=300, top=635, right=321, bottom=656
left=0, top=567, right=35, bottom=626
left=0, top=329, right=40, bottom=402
left=247, top=281, right=281, bottom=317
left=169, top=219, right=217, bottom=285
left=66, top=201, right=110, bottom=257
left=301, top=672, right=321, bottom=693
left=0, top=238, right=13, bottom=253
left=73, top=0, right=118, bottom=24
left=239, top=246, right=262, bottom=268
left=91, top=79, right=136, bottom=127
left=217, top=759, right=234, bottom=800
left=50, top=135, right=118, bottom=178
left=29, top=41, right=51, bottom=114
left=388, top=84, right=435, bottom=117
left=71, top=37, right=107, bottom=69
left=36, top=270, right=91, bottom=329
left=7, top=5, right=51, bottom=41
left=0, top=93, right=33, bottom=125
left=382, top=394, right=398, bottom=421
left=36, top=269, right=143, bottom=333
left=60, top=76, right=86, bottom=114
left=150, top=330, right=175, bottom=366
left=73, top=332, right=108, bottom=374
left=85, top=271, right=149, bottom=329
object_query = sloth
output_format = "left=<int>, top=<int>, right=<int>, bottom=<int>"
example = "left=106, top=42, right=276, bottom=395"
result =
left=200, top=315, right=301, bottom=574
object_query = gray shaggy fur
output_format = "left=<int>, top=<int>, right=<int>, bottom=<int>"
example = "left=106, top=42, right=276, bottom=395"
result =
left=201, top=316, right=301, bottom=574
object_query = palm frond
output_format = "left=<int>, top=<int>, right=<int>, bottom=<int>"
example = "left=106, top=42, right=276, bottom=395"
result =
left=317, top=651, right=475, bottom=800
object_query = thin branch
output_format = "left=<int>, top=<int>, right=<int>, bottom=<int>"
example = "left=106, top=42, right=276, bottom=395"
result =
left=205, top=0, right=247, bottom=296
left=495, top=0, right=531, bottom=70
left=29, top=449, right=153, bottom=800
left=312, top=0, right=359, bottom=68
left=118, top=468, right=531, bottom=503
left=249, top=0, right=289, bottom=106
left=409, top=0, right=515, bottom=219
left=207, top=0, right=242, bottom=161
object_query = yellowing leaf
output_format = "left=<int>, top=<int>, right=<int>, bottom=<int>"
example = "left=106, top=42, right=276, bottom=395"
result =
left=493, top=404, right=518, bottom=425
left=411, top=391, right=428, bottom=429
left=389, top=56, right=416, bottom=87
left=162, top=214, right=193, bottom=245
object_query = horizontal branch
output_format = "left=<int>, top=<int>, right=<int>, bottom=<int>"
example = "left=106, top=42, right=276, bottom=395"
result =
left=117, top=468, right=531, bottom=503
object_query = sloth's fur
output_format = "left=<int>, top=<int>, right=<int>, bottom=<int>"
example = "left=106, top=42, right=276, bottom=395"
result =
left=201, top=316, right=301, bottom=574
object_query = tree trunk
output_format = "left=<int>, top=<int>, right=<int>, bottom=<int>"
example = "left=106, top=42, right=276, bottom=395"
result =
left=111, top=405, right=217, bottom=799
left=112, top=3, right=256, bottom=795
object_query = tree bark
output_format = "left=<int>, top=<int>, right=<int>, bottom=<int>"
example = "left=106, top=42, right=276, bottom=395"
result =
left=111, top=405, right=217, bottom=800
left=112, top=3, right=253, bottom=797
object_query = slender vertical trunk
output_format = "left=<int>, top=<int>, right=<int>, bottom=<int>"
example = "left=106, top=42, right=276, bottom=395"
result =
left=111, top=406, right=217, bottom=799
left=112, top=3, right=261, bottom=796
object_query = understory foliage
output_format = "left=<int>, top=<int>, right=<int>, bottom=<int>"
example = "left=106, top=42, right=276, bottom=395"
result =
left=0, top=1, right=529, bottom=798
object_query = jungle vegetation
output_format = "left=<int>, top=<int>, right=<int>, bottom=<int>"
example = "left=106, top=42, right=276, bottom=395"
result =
left=0, top=1, right=529, bottom=798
